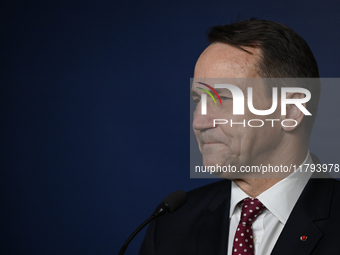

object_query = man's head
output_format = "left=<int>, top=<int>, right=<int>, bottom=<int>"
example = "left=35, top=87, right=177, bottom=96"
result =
left=191, top=19, right=320, bottom=176
left=207, top=19, right=321, bottom=132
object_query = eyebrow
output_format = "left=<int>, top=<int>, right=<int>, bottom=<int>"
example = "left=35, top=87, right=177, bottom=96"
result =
left=190, top=88, right=233, bottom=97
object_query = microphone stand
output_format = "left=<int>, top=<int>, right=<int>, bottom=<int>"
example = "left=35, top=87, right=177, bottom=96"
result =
left=117, top=203, right=168, bottom=255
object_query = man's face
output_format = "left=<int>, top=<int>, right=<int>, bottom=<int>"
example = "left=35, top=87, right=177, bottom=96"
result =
left=191, top=43, right=282, bottom=174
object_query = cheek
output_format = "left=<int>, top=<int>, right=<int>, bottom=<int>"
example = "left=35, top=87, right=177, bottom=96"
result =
left=245, top=125, right=281, bottom=157
left=219, top=125, right=243, bottom=150
left=193, top=129, right=200, bottom=140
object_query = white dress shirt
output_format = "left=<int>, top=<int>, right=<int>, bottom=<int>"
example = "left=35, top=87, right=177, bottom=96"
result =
left=227, top=152, right=313, bottom=255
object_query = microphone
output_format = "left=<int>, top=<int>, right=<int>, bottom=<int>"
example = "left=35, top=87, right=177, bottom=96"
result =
left=117, top=190, right=188, bottom=255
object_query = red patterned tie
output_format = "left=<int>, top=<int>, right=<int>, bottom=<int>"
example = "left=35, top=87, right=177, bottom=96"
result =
left=232, top=198, right=265, bottom=255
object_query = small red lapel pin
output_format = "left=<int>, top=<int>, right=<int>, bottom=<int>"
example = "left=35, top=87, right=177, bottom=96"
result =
left=300, top=235, right=308, bottom=241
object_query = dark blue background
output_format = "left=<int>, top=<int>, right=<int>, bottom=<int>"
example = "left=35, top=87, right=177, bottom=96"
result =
left=2, top=1, right=340, bottom=254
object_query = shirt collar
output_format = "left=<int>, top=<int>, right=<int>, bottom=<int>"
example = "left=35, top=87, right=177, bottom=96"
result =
left=229, top=151, right=313, bottom=224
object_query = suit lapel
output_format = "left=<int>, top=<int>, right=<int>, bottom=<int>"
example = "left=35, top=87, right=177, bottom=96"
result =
left=197, top=180, right=231, bottom=255
left=271, top=177, right=334, bottom=255
left=194, top=154, right=334, bottom=255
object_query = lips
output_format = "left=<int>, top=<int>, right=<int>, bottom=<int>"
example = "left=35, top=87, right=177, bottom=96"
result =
left=197, top=129, right=227, bottom=146
left=200, top=135, right=222, bottom=144
left=200, top=136, right=223, bottom=145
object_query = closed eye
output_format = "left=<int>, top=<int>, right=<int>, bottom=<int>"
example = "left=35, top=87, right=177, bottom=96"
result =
left=220, top=96, right=231, bottom=101
left=193, top=98, right=200, bottom=104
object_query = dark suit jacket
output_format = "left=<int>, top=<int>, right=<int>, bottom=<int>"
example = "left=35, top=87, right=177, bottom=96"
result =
left=140, top=158, right=340, bottom=254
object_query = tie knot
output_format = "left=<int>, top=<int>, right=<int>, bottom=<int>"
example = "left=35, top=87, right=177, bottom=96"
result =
left=240, top=198, right=265, bottom=225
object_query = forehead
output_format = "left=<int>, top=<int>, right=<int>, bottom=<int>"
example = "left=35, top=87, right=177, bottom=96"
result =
left=194, top=42, right=260, bottom=79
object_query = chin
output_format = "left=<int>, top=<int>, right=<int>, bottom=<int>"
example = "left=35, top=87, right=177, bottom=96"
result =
left=202, top=153, right=240, bottom=171
left=209, top=169, right=240, bottom=180
left=202, top=154, right=229, bottom=167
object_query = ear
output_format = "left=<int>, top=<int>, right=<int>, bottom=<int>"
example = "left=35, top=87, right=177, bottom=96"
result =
left=281, top=92, right=306, bottom=131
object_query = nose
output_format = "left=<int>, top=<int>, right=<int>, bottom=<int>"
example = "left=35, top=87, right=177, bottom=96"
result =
left=192, top=101, right=216, bottom=131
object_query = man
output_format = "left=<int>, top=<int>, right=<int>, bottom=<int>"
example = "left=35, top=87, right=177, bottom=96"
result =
left=140, top=19, right=340, bottom=255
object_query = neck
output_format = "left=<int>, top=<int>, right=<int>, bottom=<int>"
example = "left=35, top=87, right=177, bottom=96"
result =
left=234, top=139, right=309, bottom=197
left=233, top=178, right=284, bottom=197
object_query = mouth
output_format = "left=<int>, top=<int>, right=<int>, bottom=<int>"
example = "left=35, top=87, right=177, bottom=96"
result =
left=201, top=142, right=225, bottom=148
left=199, top=131, right=222, bottom=145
